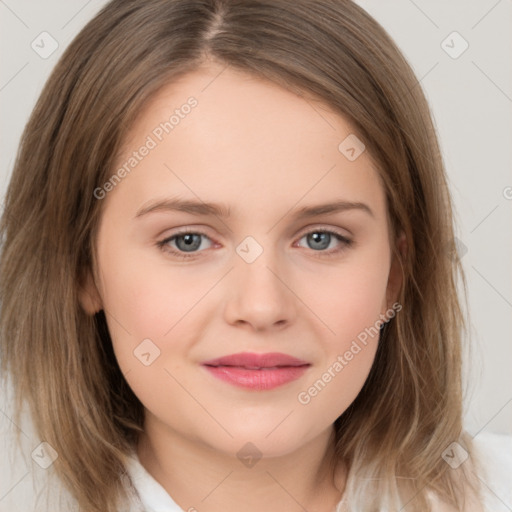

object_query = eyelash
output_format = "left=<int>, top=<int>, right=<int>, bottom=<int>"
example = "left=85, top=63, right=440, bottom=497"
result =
left=157, top=227, right=353, bottom=261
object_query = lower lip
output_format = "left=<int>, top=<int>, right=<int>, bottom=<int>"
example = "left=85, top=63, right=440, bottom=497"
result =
left=202, top=365, right=310, bottom=390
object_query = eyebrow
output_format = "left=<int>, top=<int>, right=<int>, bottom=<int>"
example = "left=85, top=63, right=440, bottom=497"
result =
left=134, top=197, right=374, bottom=220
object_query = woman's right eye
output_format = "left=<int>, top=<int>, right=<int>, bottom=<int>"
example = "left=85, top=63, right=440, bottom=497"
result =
left=157, top=231, right=214, bottom=259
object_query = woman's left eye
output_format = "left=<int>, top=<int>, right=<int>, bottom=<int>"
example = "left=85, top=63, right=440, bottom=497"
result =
left=157, top=228, right=353, bottom=259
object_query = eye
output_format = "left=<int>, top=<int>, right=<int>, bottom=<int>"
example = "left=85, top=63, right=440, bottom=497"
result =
left=157, top=227, right=353, bottom=260
left=157, top=230, right=214, bottom=259
left=295, top=228, right=353, bottom=256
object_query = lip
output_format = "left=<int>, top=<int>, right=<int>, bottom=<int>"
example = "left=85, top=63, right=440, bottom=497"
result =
left=201, top=352, right=311, bottom=390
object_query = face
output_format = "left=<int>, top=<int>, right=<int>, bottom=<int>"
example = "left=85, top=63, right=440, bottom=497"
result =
left=83, top=63, right=402, bottom=458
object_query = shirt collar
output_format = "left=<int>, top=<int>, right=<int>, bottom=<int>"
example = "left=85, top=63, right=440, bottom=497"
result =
left=124, top=451, right=184, bottom=512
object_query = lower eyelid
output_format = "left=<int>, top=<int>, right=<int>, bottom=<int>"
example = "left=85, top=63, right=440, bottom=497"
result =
left=295, top=231, right=352, bottom=249
left=159, top=229, right=352, bottom=257
left=166, top=232, right=214, bottom=250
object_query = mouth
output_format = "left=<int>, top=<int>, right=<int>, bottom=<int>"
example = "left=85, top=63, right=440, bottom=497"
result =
left=201, top=352, right=311, bottom=390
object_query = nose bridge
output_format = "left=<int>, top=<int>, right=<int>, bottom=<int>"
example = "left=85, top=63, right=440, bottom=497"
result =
left=235, top=236, right=286, bottom=302
left=224, top=235, right=295, bottom=329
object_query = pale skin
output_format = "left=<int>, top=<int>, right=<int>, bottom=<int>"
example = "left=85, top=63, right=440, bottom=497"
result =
left=80, top=62, right=406, bottom=511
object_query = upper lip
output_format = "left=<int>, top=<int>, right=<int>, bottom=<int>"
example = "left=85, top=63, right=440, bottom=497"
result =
left=202, top=352, right=310, bottom=369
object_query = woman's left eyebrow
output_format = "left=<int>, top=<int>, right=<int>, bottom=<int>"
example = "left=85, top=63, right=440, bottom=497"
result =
left=134, top=197, right=374, bottom=220
left=293, top=200, right=374, bottom=219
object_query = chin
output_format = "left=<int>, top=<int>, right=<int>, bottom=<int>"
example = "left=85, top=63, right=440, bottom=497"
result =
left=201, top=421, right=318, bottom=460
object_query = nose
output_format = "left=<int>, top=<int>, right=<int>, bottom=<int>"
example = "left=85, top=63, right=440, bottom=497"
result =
left=223, top=248, right=297, bottom=332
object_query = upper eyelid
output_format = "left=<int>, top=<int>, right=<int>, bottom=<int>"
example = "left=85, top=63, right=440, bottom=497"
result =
left=162, top=223, right=351, bottom=239
left=161, top=225, right=352, bottom=246
left=159, top=227, right=352, bottom=262
left=165, top=223, right=352, bottom=237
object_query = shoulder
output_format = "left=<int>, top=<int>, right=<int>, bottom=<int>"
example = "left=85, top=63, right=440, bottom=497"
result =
left=426, top=431, right=512, bottom=512
left=471, top=430, right=512, bottom=511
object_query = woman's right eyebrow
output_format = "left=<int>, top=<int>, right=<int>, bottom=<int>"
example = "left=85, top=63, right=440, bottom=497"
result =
left=134, top=197, right=374, bottom=220
left=134, top=197, right=231, bottom=219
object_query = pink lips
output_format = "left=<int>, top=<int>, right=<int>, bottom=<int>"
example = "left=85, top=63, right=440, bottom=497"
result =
left=201, top=352, right=311, bottom=390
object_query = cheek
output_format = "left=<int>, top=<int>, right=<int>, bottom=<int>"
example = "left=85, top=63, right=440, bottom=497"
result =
left=98, top=256, right=205, bottom=423
left=300, top=248, right=390, bottom=343
left=292, top=252, right=389, bottom=423
left=98, top=241, right=219, bottom=338
left=96, top=244, right=230, bottom=418
left=296, top=338, right=378, bottom=434
left=95, top=244, right=206, bottom=380
left=296, top=282, right=383, bottom=430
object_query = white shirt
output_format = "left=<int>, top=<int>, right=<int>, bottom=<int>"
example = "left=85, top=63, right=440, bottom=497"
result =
left=125, top=431, right=512, bottom=512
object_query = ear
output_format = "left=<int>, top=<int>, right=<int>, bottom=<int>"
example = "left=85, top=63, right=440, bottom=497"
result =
left=78, top=269, right=103, bottom=315
left=385, top=230, right=407, bottom=309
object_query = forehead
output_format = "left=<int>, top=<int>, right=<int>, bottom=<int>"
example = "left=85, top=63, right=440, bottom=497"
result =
left=109, top=64, right=386, bottom=220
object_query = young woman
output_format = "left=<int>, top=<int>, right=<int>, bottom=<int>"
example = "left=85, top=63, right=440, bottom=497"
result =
left=1, top=1, right=510, bottom=511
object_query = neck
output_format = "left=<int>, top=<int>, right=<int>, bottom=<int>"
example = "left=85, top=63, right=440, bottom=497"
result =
left=136, top=413, right=346, bottom=512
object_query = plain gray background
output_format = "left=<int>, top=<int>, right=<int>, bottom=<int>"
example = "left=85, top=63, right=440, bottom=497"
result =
left=0, top=0, right=511, bottom=508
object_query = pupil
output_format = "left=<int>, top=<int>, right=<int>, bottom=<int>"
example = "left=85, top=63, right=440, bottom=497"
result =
left=177, top=234, right=201, bottom=251
left=309, top=232, right=330, bottom=250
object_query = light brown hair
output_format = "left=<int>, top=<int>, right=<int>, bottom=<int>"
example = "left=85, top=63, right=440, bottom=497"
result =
left=0, top=0, right=481, bottom=510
